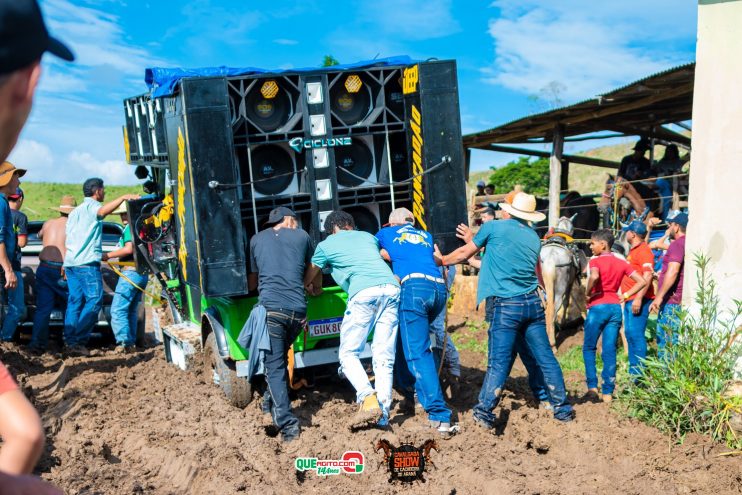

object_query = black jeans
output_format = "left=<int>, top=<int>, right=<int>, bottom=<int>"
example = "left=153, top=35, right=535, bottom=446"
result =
left=264, top=308, right=305, bottom=433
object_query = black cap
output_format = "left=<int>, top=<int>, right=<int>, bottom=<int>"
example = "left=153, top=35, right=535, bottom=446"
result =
left=265, top=206, right=296, bottom=225
left=0, top=0, right=75, bottom=76
left=633, top=138, right=650, bottom=151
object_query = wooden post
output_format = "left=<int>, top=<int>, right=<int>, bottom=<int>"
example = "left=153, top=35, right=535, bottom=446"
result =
left=549, top=124, right=565, bottom=227
left=560, top=159, right=570, bottom=192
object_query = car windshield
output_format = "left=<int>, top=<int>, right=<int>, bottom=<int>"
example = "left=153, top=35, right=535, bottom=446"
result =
left=25, top=221, right=124, bottom=246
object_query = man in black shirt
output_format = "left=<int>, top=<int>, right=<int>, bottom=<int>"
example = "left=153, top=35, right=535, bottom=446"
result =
left=618, top=139, right=651, bottom=181
left=248, top=207, right=313, bottom=443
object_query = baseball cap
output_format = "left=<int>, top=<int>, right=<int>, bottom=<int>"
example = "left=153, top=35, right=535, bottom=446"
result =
left=8, top=187, right=23, bottom=200
left=666, top=210, right=688, bottom=228
left=265, top=206, right=296, bottom=225
left=476, top=180, right=485, bottom=187
left=0, top=0, right=75, bottom=76
left=622, top=220, right=647, bottom=236
left=633, top=138, right=650, bottom=151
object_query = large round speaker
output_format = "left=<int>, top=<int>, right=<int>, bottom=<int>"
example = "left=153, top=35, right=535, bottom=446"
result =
left=344, top=206, right=379, bottom=234
left=245, top=80, right=291, bottom=132
left=330, top=74, right=372, bottom=126
left=335, top=141, right=374, bottom=187
left=249, top=145, right=295, bottom=195
left=388, top=132, right=409, bottom=181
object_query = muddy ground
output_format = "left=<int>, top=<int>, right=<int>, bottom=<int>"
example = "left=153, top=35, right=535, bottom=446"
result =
left=2, top=314, right=741, bottom=495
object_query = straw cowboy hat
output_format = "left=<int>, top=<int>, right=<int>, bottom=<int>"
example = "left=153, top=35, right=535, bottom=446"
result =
left=51, top=195, right=77, bottom=214
left=0, top=161, right=27, bottom=187
left=499, top=192, right=546, bottom=223
left=112, top=202, right=128, bottom=215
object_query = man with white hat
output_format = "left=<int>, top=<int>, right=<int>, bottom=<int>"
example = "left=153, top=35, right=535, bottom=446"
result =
left=376, top=207, right=457, bottom=438
left=438, top=192, right=574, bottom=429
left=28, top=195, right=77, bottom=353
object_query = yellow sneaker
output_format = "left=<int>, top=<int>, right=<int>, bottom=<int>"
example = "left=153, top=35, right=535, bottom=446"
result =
left=349, top=393, right=382, bottom=429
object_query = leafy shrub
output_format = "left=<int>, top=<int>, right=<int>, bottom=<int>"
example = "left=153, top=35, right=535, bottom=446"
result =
left=619, top=254, right=742, bottom=448
left=488, top=156, right=550, bottom=195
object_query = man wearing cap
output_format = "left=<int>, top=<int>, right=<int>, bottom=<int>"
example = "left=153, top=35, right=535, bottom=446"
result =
left=304, top=210, right=400, bottom=429
left=475, top=180, right=486, bottom=196
left=649, top=211, right=688, bottom=359
left=63, top=178, right=139, bottom=354
left=375, top=208, right=457, bottom=437
left=618, top=139, right=652, bottom=182
left=248, top=207, right=313, bottom=443
left=0, top=0, right=75, bottom=164
left=0, top=163, right=26, bottom=342
left=438, top=192, right=574, bottom=428
left=28, top=195, right=77, bottom=353
left=620, top=220, right=655, bottom=377
left=102, top=203, right=148, bottom=353
left=0, top=187, right=28, bottom=342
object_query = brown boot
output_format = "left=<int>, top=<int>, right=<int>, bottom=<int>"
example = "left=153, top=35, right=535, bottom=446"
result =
left=349, top=393, right=382, bottom=429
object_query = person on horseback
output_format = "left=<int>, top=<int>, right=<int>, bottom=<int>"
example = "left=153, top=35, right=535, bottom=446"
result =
left=618, top=139, right=652, bottom=182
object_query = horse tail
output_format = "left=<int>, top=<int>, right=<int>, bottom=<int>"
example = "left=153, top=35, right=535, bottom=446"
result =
left=542, top=257, right=557, bottom=349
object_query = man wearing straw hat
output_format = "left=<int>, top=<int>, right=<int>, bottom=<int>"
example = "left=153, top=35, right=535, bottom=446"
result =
left=103, top=202, right=148, bottom=353
left=28, top=195, right=77, bottom=353
left=437, top=192, right=574, bottom=428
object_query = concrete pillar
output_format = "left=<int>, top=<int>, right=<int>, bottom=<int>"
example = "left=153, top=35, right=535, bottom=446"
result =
left=686, top=0, right=742, bottom=376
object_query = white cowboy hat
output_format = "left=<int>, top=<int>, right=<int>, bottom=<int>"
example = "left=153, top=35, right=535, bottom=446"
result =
left=499, top=192, right=546, bottom=223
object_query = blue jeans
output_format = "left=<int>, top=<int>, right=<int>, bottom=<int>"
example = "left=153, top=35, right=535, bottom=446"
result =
left=263, top=308, right=305, bottom=434
left=657, top=303, right=681, bottom=360
left=655, top=178, right=672, bottom=221
left=111, top=270, right=148, bottom=346
left=0, top=270, right=25, bottom=341
left=64, top=264, right=103, bottom=347
left=623, top=298, right=651, bottom=377
left=474, top=292, right=573, bottom=426
left=30, top=264, right=68, bottom=350
left=583, top=303, right=622, bottom=394
left=399, top=279, right=451, bottom=423
left=485, top=297, right=549, bottom=403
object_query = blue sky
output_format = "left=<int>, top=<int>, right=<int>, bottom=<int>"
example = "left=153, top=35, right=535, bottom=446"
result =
left=10, top=0, right=698, bottom=185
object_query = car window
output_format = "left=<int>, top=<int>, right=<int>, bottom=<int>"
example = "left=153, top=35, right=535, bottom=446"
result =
left=24, top=221, right=124, bottom=246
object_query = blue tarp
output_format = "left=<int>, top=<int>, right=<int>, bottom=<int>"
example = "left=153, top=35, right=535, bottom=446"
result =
left=145, top=55, right=418, bottom=98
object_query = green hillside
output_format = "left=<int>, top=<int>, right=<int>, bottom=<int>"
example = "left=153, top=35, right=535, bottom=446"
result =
left=16, top=182, right=141, bottom=223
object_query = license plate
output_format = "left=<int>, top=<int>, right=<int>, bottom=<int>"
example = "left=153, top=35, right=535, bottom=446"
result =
left=307, top=317, right=343, bottom=338
left=51, top=310, right=63, bottom=320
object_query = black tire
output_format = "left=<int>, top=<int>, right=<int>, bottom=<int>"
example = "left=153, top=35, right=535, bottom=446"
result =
left=202, top=332, right=252, bottom=408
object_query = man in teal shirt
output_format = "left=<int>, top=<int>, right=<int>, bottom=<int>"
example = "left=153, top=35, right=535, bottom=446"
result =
left=63, top=177, right=138, bottom=354
left=438, top=192, right=574, bottom=428
left=304, top=210, right=399, bottom=429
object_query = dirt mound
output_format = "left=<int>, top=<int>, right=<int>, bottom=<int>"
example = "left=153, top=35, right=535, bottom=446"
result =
left=2, top=327, right=741, bottom=494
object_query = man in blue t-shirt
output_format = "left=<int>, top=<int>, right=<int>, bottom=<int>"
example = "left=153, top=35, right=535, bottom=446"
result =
left=304, top=210, right=399, bottom=429
left=438, top=192, right=574, bottom=429
left=376, top=208, right=457, bottom=438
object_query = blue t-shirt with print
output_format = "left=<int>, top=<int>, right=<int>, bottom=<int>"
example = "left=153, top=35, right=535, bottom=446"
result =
left=311, top=229, right=398, bottom=300
left=375, top=224, right=440, bottom=281
left=472, top=218, right=540, bottom=303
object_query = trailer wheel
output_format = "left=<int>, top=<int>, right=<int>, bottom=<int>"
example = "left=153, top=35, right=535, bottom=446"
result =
left=202, top=332, right=252, bottom=408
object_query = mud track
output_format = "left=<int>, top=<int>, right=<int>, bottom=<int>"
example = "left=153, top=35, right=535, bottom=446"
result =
left=2, top=319, right=741, bottom=495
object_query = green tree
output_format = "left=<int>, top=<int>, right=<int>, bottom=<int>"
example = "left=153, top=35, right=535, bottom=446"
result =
left=488, top=156, right=550, bottom=195
left=322, top=55, right=339, bottom=67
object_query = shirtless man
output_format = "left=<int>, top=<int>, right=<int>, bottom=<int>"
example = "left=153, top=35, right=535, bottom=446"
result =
left=28, top=196, right=76, bottom=353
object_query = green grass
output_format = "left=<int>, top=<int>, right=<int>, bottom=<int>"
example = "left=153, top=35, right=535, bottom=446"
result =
left=16, top=182, right=140, bottom=223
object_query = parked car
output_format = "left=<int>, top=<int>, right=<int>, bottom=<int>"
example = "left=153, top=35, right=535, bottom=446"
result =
left=1, top=220, right=144, bottom=345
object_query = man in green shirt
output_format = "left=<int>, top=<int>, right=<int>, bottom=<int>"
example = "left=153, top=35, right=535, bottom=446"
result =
left=103, top=203, right=147, bottom=352
left=304, top=211, right=400, bottom=429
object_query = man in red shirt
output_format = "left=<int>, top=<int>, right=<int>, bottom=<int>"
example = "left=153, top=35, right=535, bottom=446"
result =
left=584, top=229, right=646, bottom=402
left=621, top=221, right=655, bottom=377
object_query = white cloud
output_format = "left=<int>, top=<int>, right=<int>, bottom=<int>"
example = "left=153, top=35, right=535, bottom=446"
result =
left=7, top=140, right=54, bottom=174
left=486, top=0, right=696, bottom=102
left=362, top=0, right=460, bottom=40
left=273, top=38, right=299, bottom=46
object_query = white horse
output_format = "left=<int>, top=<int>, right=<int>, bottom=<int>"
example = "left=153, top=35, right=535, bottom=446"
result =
left=540, top=215, right=587, bottom=349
